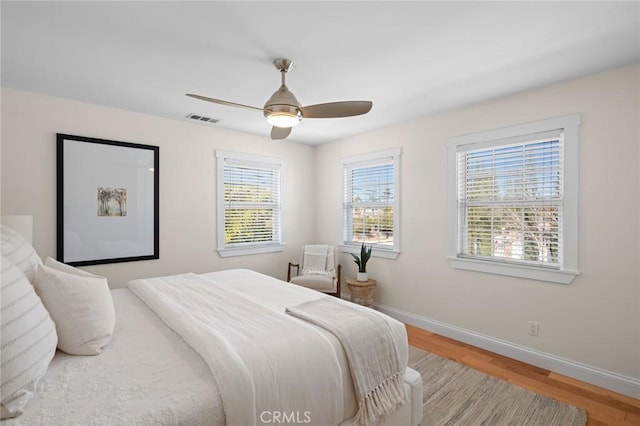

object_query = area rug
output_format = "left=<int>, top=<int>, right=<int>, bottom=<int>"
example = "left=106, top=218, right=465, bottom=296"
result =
left=408, top=346, right=587, bottom=425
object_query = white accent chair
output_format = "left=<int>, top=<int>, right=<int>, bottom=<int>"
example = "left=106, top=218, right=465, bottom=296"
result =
left=287, top=245, right=341, bottom=298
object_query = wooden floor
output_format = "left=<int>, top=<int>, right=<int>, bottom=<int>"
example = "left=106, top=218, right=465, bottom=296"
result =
left=406, top=324, right=640, bottom=426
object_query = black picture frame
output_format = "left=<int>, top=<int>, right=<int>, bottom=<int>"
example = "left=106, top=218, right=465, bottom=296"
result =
left=56, top=134, right=159, bottom=266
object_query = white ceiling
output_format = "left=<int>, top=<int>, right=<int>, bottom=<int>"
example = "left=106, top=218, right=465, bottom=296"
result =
left=2, top=1, right=639, bottom=144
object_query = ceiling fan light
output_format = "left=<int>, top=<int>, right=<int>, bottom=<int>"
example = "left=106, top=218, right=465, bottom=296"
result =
left=264, top=104, right=301, bottom=128
left=267, top=112, right=301, bottom=128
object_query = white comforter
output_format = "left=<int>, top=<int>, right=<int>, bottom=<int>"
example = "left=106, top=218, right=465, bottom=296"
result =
left=129, top=272, right=345, bottom=426
left=129, top=269, right=408, bottom=426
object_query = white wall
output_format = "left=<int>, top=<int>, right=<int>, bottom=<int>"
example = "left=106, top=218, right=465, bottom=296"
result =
left=316, top=64, right=640, bottom=380
left=0, top=88, right=316, bottom=287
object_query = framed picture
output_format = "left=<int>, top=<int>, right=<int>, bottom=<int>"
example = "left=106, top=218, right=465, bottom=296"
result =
left=57, top=134, right=159, bottom=266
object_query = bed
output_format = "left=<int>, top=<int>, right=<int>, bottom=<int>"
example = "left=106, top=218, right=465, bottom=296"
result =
left=1, top=223, right=422, bottom=426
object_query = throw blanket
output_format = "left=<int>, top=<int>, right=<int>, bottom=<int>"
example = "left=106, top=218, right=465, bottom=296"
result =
left=128, top=274, right=344, bottom=426
left=286, top=298, right=407, bottom=425
left=301, top=244, right=333, bottom=276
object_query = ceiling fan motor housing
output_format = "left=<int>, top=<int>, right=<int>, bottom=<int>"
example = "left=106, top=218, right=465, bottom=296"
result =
left=264, top=85, right=302, bottom=127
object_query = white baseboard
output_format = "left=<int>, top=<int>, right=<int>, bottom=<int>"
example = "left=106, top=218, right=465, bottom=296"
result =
left=375, top=302, right=640, bottom=400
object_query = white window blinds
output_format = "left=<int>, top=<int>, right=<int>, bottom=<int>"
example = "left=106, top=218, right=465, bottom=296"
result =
left=342, top=149, right=400, bottom=252
left=218, top=152, right=282, bottom=252
left=457, top=131, right=563, bottom=268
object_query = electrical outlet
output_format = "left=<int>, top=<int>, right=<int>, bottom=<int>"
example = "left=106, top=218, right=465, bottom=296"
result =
left=528, top=321, right=540, bottom=336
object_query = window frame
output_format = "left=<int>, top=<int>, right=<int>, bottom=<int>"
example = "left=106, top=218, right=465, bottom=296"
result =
left=216, top=150, right=285, bottom=258
left=446, top=114, right=581, bottom=284
left=340, top=148, right=401, bottom=260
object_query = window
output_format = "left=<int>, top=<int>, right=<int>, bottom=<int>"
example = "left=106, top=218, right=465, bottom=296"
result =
left=216, top=151, right=284, bottom=257
left=341, top=148, right=400, bottom=259
left=447, top=114, right=580, bottom=284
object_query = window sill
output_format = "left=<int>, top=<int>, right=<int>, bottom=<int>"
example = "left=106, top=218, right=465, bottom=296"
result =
left=340, top=244, right=400, bottom=260
left=447, top=256, right=579, bottom=284
left=218, top=244, right=286, bottom=258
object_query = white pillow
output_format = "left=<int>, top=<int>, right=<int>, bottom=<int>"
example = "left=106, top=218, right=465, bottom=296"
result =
left=33, top=260, right=115, bottom=356
left=0, top=224, right=42, bottom=283
left=1, top=256, right=57, bottom=419
left=44, top=256, right=102, bottom=278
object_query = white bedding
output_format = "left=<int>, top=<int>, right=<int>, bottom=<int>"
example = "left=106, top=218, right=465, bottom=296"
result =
left=200, top=269, right=408, bottom=367
left=4, top=269, right=415, bottom=426
left=4, top=287, right=223, bottom=426
left=129, top=272, right=346, bottom=426
left=200, top=269, right=410, bottom=422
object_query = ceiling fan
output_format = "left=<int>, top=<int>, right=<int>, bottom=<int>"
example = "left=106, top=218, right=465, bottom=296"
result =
left=186, top=58, right=373, bottom=140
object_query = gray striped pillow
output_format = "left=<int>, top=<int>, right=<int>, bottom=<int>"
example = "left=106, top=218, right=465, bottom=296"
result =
left=1, top=225, right=42, bottom=283
left=1, top=256, right=57, bottom=419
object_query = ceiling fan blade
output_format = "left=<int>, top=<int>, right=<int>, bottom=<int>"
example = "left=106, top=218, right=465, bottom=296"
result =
left=300, top=101, right=372, bottom=118
left=186, top=94, right=264, bottom=112
left=271, top=126, right=292, bottom=140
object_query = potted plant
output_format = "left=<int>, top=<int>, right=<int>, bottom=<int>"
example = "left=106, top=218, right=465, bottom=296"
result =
left=351, top=242, right=372, bottom=282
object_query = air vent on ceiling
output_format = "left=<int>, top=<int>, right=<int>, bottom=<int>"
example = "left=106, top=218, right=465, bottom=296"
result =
left=186, top=113, right=220, bottom=124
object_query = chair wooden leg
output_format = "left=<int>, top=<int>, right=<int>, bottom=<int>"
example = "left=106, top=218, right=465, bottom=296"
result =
left=287, top=262, right=299, bottom=282
left=333, top=264, right=342, bottom=298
